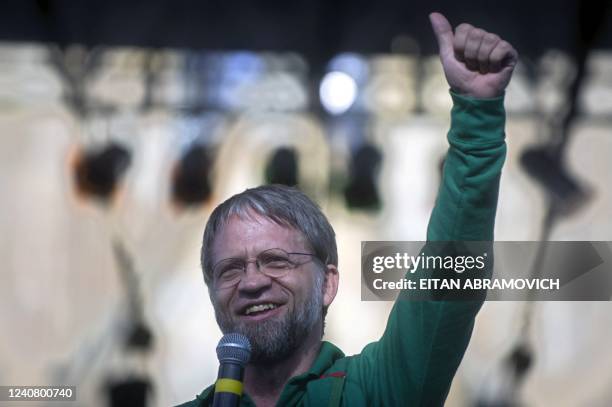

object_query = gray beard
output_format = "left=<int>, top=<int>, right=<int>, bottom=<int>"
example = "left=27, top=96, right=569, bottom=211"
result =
left=213, top=274, right=323, bottom=364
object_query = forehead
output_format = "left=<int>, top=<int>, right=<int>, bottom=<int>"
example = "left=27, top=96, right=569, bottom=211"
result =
left=211, top=213, right=309, bottom=260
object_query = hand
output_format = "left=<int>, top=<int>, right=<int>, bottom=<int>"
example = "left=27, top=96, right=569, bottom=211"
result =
left=429, top=12, right=518, bottom=99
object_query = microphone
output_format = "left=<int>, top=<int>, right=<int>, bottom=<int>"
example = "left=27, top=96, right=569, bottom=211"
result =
left=213, top=333, right=251, bottom=407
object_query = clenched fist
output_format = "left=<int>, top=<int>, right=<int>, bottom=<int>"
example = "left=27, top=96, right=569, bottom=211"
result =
left=429, top=12, right=518, bottom=99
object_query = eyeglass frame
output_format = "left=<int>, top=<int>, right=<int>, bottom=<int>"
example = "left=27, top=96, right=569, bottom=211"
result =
left=211, top=247, right=325, bottom=290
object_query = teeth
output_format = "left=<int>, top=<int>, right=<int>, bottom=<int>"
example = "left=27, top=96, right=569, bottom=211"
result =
left=245, top=303, right=278, bottom=315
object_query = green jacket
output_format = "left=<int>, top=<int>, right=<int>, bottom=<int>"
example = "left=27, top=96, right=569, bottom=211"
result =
left=179, top=91, right=507, bottom=407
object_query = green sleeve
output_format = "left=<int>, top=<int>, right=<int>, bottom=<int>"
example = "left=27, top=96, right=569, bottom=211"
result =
left=349, top=91, right=507, bottom=406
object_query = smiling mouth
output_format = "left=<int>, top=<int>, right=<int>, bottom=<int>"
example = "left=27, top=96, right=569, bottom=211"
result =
left=244, top=303, right=279, bottom=316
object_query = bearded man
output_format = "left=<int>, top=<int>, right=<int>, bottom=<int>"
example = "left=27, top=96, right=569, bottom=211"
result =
left=179, top=12, right=517, bottom=407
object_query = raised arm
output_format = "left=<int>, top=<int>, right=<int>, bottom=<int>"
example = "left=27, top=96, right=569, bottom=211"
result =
left=427, top=12, right=516, bottom=241
left=350, top=13, right=517, bottom=406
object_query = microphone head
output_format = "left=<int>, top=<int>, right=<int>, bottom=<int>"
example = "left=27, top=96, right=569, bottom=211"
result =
left=216, top=333, right=251, bottom=366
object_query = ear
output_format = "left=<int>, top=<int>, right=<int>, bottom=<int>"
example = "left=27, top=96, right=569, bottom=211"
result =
left=322, top=264, right=339, bottom=308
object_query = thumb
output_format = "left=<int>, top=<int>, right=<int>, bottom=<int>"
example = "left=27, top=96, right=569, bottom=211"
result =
left=429, top=12, right=454, bottom=57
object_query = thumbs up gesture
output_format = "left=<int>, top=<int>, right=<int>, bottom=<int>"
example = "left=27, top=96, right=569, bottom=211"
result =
left=429, top=12, right=518, bottom=99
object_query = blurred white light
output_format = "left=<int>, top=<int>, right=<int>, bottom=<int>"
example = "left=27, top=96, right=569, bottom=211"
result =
left=328, top=53, right=369, bottom=84
left=320, top=71, right=357, bottom=115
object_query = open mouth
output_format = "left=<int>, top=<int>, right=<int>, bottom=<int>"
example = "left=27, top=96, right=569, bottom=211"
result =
left=245, top=303, right=278, bottom=315
left=240, top=303, right=283, bottom=320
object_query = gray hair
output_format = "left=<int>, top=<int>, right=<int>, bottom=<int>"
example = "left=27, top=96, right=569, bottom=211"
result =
left=201, top=184, right=338, bottom=286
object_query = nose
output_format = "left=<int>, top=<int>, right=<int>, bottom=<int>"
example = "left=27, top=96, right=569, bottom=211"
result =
left=237, top=261, right=272, bottom=294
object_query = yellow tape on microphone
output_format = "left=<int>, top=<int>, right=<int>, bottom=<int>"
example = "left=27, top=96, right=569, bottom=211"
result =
left=214, top=378, right=243, bottom=396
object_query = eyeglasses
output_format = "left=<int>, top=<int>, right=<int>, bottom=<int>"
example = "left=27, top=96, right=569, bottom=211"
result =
left=212, top=248, right=318, bottom=290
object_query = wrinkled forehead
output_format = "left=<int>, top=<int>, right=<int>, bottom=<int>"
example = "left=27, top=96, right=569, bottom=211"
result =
left=210, top=211, right=310, bottom=260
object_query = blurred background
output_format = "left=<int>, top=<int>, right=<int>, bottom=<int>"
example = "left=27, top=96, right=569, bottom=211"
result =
left=1, top=0, right=611, bottom=406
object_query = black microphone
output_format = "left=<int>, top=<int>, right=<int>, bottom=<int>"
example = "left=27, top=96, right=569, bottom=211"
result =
left=212, top=333, right=251, bottom=407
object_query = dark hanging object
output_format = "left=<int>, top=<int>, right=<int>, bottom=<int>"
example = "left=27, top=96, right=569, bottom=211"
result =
left=344, top=143, right=382, bottom=211
left=520, top=147, right=591, bottom=215
left=172, top=145, right=213, bottom=206
left=106, top=377, right=152, bottom=407
left=265, top=147, right=298, bottom=187
left=74, top=142, right=131, bottom=202
left=125, top=322, right=154, bottom=352
left=507, top=343, right=533, bottom=381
